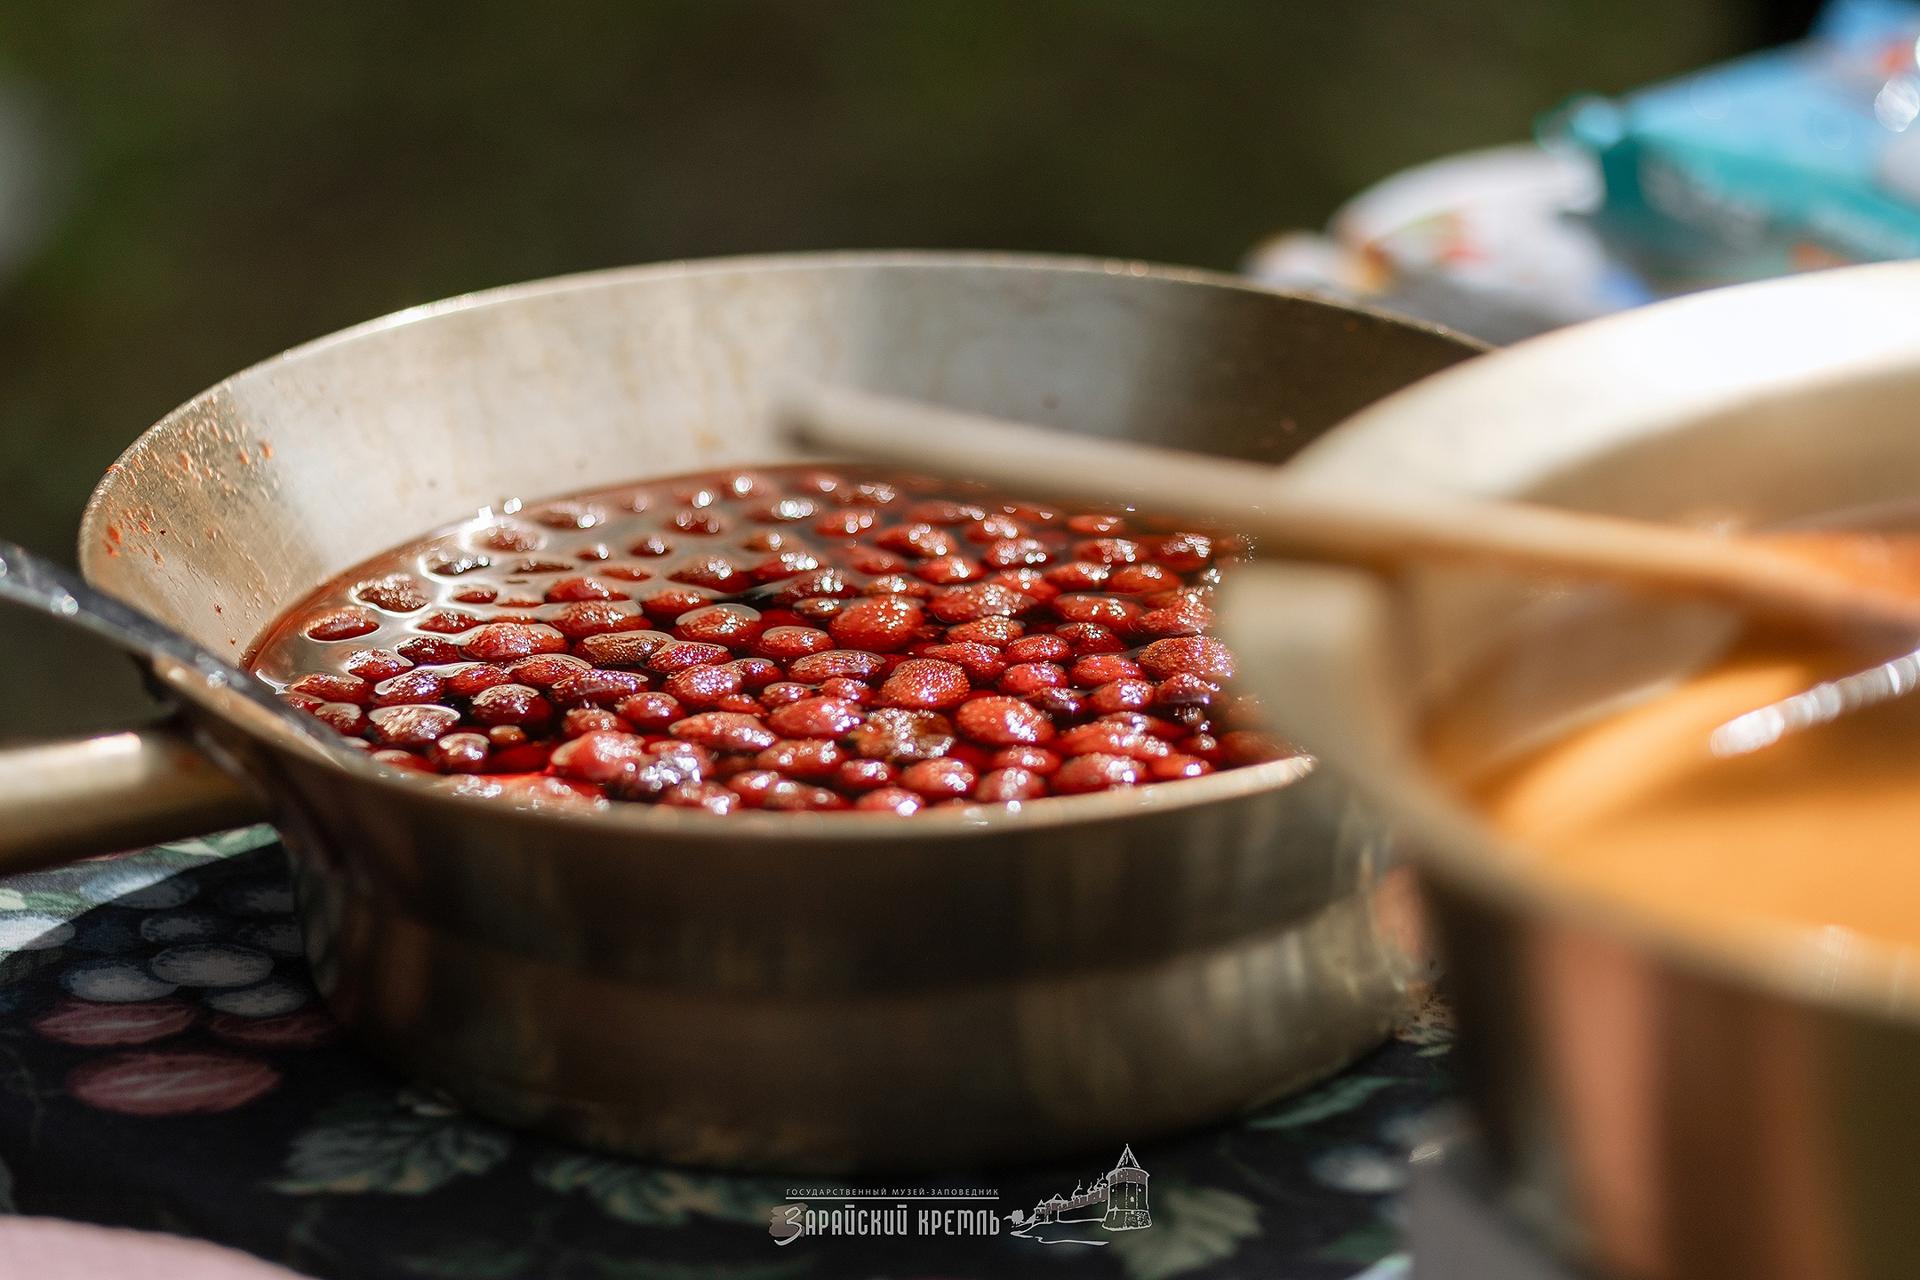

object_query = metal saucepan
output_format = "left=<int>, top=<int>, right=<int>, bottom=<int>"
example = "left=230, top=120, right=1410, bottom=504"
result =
left=1229, top=261, right=1920, bottom=1278
left=0, top=252, right=1478, bottom=1170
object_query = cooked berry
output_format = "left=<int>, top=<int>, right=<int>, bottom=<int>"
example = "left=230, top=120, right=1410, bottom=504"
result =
left=755, top=738, right=844, bottom=780
left=372, top=669, right=447, bottom=707
left=730, top=656, right=780, bottom=688
left=576, top=630, right=673, bottom=668
left=600, top=564, right=653, bottom=582
left=966, top=514, right=1023, bottom=543
left=1006, top=634, right=1072, bottom=664
left=290, top=672, right=370, bottom=704
left=1046, top=561, right=1110, bottom=590
left=545, top=576, right=625, bottom=602
left=659, top=782, right=738, bottom=813
left=877, top=659, right=970, bottom=710
left=550, top=730, right=652, bottom=783
left=674, top=604, right=762, bottom=647
left=354, top=574, right=429, bottom=613
left=1053, top=753, right=1145, bottom=793
left=1029, top=687, right=1087, bottom=724
left=507, top=653, right=589, bottom=688
left=430, top=732, right=492, bottom=772
left=552, top=668, right=649, bottom=707
left=1151, top=532, right=1214, bottom=572
left=1219, top=730, right=1289, bottom=766
left=755, top=625, right=833, bottom=660
left=835, top=758, right=895, bottom=791
left=768, top=697, right=865, bottom=738
left=1056, top=622, right=1127, bottom=655
left=469, top=683, right=553, bottom=728
left=665, top=663, right=746, bottom=706
left=955, top=696, right=1055, bottom=747
left=615, top=692, right=684, bottom=731
left=819, top=677, right=874, bottom=705
left=344, top=649, right=413, bottom=681
left=876, top=523, right=957, bottom=558
left=928, top=582, right=1030, bottom=623
left=919, top=641, right=1006, bottom=682
left=1075, top=537, right=1142, bottom=565
left=975, top=767, right=1047, bottom=802
left=1149, top=753, right=1213, bottom=780
left=1089, top=679, right=1156, bottom=715
left=670, top=712, right=777, bottom=753
left=863, top=573, right=933, bottom=598
left=787, top=649, right=888, bottom=682
left=759, top=681, right=813, bottom=709
left=463, top=622, right=568, bottom=661
left=829, top=596, right=924, bottom=652
left=991, top=745, right=1060, bottom=774
left=249, top=464, right=1259, bottom=813
left=446, top=663, right=512, bottom=697
left=848, top=708, right=955, bottom=762
left=981, top=537, right=1052, bottom=568
left=415, top=609, right=483, bottom=635
left=1154, top=672, right=1218, bottom=707
left=305, top=608, right=378, bottom=641
left=948, top=617, right=1023, bottom=647
left=1058, top=720, right=1171, bottom=760
left=1069, top=654, right=1142, bottom=686
left=856, top=786, right=923, bottom=814
left=312, top=702, right=367, bottom=736
left=814, top=508, right=876, bottom=536
left=1109, top=564, right=1173, bottom=593
left=639, top=640, right=727, bottom=674
left=367, top=704, right=461, bottom=748
left=999, top=662, right=1067, bottom=696
left=912, top=555, right=984, bottom=585
left=898, top=758, right=975, bottom=799
left=640, top=586, right=712, bottom=620
left=1138, top=636, right=1236, bottom=681
left=395, top=636, right=461, bottom=666
left=905, top=499, right=980, bottom=526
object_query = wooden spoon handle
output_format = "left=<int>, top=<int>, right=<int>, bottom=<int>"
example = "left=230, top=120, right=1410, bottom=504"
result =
left=779, top=384, right=1920, bottom=635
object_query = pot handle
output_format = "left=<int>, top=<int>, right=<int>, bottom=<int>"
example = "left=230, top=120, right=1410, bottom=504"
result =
left=0, top=722, right=268, bottom=874
left=0, top=538, right=280, bottom=873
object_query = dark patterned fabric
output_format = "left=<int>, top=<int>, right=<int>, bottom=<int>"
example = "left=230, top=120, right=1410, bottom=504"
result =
left=0, top=828, right=1451, bottom=1280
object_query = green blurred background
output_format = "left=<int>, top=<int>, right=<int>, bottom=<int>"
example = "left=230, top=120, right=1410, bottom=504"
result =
left=0, top=0, right=1794, bottom=739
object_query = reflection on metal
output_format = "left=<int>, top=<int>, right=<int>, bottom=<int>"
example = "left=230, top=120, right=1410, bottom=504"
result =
left=1710, top=647, right=1920, bottom=757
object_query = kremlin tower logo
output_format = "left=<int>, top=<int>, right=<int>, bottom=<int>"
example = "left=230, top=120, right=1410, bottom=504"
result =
left=1008, top=1145, right=1151, bottom=1246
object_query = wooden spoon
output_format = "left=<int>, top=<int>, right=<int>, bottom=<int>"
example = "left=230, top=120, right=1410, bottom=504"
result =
left=778, top=384, right=1920, bottom=636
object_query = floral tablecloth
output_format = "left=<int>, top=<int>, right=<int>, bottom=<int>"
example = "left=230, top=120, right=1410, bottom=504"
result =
left=0, top=828, right=1454, bottom=1280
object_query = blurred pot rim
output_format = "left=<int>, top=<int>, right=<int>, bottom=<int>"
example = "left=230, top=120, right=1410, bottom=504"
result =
left=1284, top=259, right=1920, bottom=1023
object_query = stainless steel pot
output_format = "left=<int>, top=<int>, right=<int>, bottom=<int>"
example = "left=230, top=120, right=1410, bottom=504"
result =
left=1229, top=261, right=1920, bottom=1279
left=0, top=252, right=1478, bottom=1170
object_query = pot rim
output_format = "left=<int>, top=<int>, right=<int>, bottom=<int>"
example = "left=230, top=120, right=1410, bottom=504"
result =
left=1287, top=259, right=1920, bottom=1024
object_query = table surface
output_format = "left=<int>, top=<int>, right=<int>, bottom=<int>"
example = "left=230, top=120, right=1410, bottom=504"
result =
left=0, top=828, right=1454, bottom=1280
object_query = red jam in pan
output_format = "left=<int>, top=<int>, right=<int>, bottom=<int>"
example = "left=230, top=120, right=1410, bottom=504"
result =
left=248, top=466, right=1288, bottom=813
